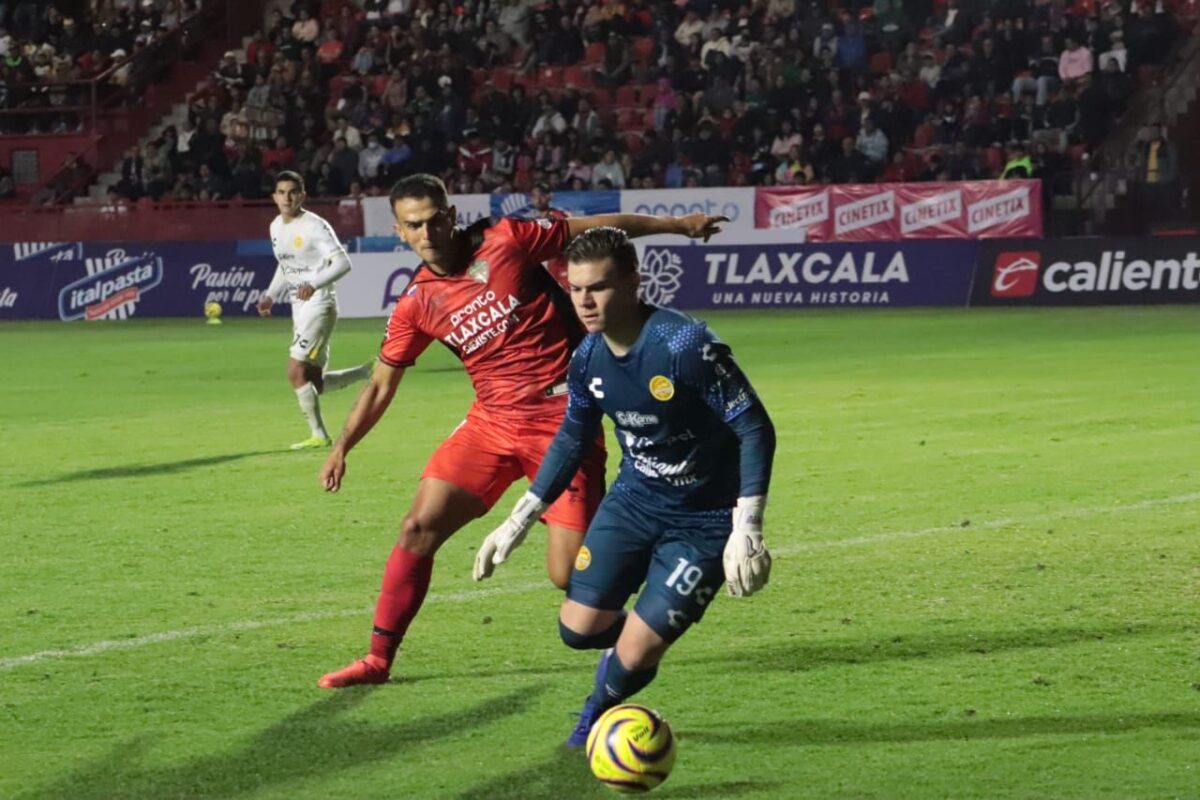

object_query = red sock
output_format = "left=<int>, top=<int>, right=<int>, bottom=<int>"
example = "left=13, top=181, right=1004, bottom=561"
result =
left=368, top=546, right=433, bottom=668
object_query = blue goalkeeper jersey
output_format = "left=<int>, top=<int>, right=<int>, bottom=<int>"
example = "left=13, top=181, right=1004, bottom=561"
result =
left=531, top=306, right=772, bottom=513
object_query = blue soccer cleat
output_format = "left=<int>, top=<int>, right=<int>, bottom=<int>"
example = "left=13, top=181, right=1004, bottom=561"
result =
left=567, top=696, right=604, bottom=748
left=567, top=648, right=614, bottom=747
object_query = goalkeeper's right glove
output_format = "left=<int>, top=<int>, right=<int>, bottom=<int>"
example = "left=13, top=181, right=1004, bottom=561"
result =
left=472, top=491, right=549, bottom=581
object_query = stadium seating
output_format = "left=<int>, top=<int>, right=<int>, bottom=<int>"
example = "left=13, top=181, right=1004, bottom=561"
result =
left=8, top=0, right=1195, bottom=205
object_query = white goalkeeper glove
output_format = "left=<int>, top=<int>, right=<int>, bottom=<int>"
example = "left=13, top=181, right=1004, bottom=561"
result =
left=723, top=495, right=771, bottom=597
left=473, top=491, right=549, bottom=581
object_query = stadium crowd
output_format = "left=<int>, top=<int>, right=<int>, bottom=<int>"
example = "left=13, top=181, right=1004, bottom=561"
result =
left=0, top=1, right=205, bottom=136
left=3, top=0, right=1189, bottom=202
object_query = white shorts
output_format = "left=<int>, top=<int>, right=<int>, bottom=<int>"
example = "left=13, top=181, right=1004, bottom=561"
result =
left=290, top=302, right=337, bottom=367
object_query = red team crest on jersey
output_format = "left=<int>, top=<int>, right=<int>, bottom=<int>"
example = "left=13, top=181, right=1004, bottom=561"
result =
left=379, top=217, right=579, bottom=416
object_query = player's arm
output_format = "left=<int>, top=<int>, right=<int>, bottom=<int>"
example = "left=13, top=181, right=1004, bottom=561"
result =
left=321, top=295, right=431, bottom=491
left=298, top=218, right=352, bottom=300
left=678, top=331, right=777, bottom=597
left=258, top=265, right=288, bottom=315
left=473, top=346, right=604, bottom=580
left=319, top=361, right=404, bottom=492
left=566, top=212, right=728, bottom=242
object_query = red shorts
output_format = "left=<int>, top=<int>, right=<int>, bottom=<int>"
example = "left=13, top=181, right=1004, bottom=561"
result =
left=421, top=405, right=606, bottom=533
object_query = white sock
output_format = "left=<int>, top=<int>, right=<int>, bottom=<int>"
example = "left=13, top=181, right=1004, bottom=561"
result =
left=323, top=361, right=371, bottom=392
left=295, top=382, right=328, bottom=439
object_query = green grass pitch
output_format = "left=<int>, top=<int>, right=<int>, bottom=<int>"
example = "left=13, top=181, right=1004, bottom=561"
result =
left=1, top=307, right=1197, bottom=799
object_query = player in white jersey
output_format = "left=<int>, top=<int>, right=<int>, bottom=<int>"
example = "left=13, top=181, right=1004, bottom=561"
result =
left=258, top=171, right=372, bottom=450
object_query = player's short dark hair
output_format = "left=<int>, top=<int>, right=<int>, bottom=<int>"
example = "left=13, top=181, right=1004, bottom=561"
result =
left=390, top=173, right=449, bottom=210
left=565, top=227, right=638, bottom=276
left=275, top=171, right=305, bottom=192
left=532, top=181, right=551, bottom=194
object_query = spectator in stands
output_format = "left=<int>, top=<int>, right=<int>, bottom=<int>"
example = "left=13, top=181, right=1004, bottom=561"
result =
left=292, top=8, right=319, bottom=45
left=1000, top=143, right=1033, bottom=178
left=1058, top=35, right=1093, bottom=87
left=1099, top=55, right=1134, bottom=116
left=498, top=0, right=532, bottom=49
left=591, top=148, right=625, bottom=188
left=261, top=134, right=293, bottom=172
left=116, top=145, right=145, bottom=199
left=531, top=94, right=567, bottom=138
left=1013, top=34, right=1060, bottom=105
left=1099, top=31, right=1128, bottom=73
left=595, top=31, right=631, bottom=87
left=327, top=136, right=358, bottom=194
left=828, top=136, right=872, bottom=183
left=855, top=117, right=889, bottom=170
left=774, top=144, right=814, bottom=185
left=1138, top=123, right=1179, bottom=219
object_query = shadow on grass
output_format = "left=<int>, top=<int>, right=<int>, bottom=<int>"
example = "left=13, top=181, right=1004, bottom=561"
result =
left=18, top=450, right=281, bottom=486
left=679, top=711, right=1200, bottom=747
left=456, top=745, right=602, bottom=800
left=456, top=746, right=778, bottom=800
left=404, top=623, right=1167, bottom=684
left=26, top=685, right=545, bottom=800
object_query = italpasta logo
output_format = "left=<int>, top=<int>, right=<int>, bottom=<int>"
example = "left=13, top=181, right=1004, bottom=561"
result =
left=639, top=248, right=683, bottom=306
left=57, top=252, right=163, bottom=321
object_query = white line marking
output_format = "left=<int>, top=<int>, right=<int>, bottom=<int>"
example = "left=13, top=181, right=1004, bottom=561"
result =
left=0, top=581, right=546, bottom=672
left=3, top=492, right=1197, bottom=671
left=773, top=491, right=1200, bottom=555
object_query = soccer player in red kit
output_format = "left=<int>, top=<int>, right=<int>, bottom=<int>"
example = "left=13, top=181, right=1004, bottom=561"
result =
left=316, top=174, right=726, bottom=688
left=528, top=182, right=571, bottom=289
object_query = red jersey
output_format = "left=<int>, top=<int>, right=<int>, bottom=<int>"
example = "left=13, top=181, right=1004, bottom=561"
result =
left=380, top=217, right=582, bottom=419
left=533, top=207, right=571, bottom=290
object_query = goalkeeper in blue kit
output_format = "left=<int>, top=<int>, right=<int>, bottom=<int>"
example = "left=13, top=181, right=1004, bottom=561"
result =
left=473, top=226, right=776, bottom=746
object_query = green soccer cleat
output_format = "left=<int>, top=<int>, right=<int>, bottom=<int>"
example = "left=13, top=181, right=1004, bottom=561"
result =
left=290, top=435, right=332, bottom=451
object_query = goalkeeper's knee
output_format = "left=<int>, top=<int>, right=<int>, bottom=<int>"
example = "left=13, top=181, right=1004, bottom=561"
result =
left=559, top=614, right=626, bottom=650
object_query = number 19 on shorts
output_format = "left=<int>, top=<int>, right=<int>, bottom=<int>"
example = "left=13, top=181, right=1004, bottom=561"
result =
left=665, top=558, right=714, bottom=606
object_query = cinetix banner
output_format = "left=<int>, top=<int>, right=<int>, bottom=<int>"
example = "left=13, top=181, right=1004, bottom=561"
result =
left=631, top=240, right=979, bottom=309
left=0, top=241, right=283, bottom=321
left=972, top=237, right=1200, bottom=306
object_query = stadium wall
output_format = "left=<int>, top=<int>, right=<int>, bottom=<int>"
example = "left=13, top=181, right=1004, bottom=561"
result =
left=359, top=182, right=1043, bottom=241
left=4, top=235, right=1197, bottom=322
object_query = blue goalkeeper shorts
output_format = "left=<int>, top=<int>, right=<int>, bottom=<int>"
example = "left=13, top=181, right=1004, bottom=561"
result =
left=566, top=487, right=731, bottom=643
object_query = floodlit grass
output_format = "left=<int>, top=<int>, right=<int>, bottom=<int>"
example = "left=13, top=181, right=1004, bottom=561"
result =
left=1, top=307, right=1197, bottom=799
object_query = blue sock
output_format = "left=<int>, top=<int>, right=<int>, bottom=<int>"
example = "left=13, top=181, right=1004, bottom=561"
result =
left=591, top=652, right=658, bottom=710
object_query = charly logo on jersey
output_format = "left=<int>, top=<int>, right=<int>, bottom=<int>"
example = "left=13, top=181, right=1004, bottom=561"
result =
left=574, top=545, right=592, bottom=571
left=468, top=259, right=489, bottom=284
left=639, top=248, right=684, bottom=306
left=12, top=241, right=83, bottom=262
left=649, top=375, right=674, bottom=401
left=615, top=411, right=658, bottom=428
left=58, top=249, right=163, bottom=321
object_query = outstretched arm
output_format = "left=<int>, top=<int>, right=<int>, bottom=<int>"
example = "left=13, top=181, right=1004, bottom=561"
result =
left=319, top=361, right=404, bottom=492
left=567, top=212, right=728, bottom=242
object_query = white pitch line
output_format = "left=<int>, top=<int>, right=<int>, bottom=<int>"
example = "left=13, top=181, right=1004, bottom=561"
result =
left=772, top=491, right=1200, bottom=555
left=0, top=581, right=547, bottom=672
left=3, top=492, right=1197, bottom=672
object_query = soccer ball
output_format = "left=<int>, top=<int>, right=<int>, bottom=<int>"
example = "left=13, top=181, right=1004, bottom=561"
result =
left=586, top=704, right=677, bottom=793
left=204, top=301, right=223, bottom=324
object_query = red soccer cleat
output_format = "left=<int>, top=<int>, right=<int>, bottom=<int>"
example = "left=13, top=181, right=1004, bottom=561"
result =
left=317, top=655, right=391, bottom=688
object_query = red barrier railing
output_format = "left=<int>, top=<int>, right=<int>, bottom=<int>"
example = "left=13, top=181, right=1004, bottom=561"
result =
left=0, top=199, right=364, bottom=243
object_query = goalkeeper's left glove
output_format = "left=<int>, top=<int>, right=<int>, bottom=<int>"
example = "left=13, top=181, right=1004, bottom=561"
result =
left=723, top=495, right=772, bottom=597
left=472, top=491, right=549, bottom=581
